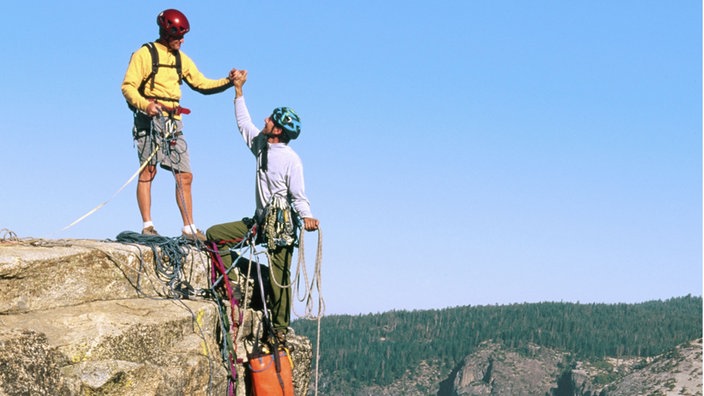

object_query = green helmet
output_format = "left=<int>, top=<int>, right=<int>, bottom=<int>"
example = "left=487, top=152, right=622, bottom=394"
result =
left=271, top=107, right=301, bottom=140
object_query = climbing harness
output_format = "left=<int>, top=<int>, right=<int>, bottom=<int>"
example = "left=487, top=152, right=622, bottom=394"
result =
left=137, top=112, right=187, bottom=168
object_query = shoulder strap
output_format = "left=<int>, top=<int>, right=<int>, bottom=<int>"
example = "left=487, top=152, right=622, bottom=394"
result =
left=138, top=42, right=160, bottom=93
left=174, top=50, right=183, bottom=85
left=138, top=42, right=183, bottom=95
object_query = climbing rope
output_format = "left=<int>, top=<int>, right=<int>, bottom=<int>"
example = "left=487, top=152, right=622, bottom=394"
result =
left=60, top=113, right=178, bottom=232
left=292, top=227, right=325, bottom=320
left=0, top=228, right=20, bottom=243
left=114, top=231, right=198, bottom=299
left=207, top=240, right=242, bottom=396
left=292, top=227, right=325, bottom=396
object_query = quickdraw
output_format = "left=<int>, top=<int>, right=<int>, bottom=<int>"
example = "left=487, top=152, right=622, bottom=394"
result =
left=263, top=195, right=299, bottom=249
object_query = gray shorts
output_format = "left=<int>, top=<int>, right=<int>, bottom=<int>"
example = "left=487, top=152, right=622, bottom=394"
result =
left=133, top=117, right=191, bottom=173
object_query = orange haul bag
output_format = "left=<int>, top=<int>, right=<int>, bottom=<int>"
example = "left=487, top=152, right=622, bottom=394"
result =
left=249, top=349, right=295, bottom=396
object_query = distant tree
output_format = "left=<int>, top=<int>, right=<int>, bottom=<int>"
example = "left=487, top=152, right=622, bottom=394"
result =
left=291, top=296, right=702, bottom=395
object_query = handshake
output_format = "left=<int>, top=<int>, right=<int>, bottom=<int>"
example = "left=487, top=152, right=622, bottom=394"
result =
left=228, top=69, right=248, bottom=86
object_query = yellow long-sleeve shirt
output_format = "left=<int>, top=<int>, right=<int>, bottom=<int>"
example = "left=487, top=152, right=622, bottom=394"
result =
left=121, top=41, right=232, bottom=119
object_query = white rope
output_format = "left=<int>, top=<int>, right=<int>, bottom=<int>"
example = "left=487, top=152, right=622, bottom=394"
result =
left=60, top=115, right=175, bottom=232
left=0, top=228, right=19, bottom=242
left=291, top=227, right=324, bottom=396
left=292, top=227, right=325, bottom=320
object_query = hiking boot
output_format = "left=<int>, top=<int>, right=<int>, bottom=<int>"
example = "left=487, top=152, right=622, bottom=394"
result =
left=142, top=226, right=160, bottom=236
left=182, top=229, right=207, bottom=242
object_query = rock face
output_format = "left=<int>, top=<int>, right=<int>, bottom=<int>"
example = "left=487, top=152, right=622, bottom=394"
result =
left=440, top=339, right=703, bottom=396
left=444, top=341, right=567, bottom=396
left=0, top=238, right=312, bottom=395
left=605, top=338, right=703, bottom=396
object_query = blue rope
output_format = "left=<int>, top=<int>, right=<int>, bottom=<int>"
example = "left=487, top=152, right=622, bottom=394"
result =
left=115, top=231, right=195, bottom=298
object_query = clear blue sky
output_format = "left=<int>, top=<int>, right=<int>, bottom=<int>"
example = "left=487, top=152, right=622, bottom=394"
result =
left=1, top=1, right=701, bottom=316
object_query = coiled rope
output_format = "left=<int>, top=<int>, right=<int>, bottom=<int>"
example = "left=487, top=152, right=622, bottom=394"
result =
left=0, top=228, right=20, bottom=243
left=293, top=227, right=324, bottom=396
left=114, top=231, right=197, bottom=299
left=292, top=227, right=325, bottom=320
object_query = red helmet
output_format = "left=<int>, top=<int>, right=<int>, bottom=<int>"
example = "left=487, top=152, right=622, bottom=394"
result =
left=157, top=9, right=190, bottom=38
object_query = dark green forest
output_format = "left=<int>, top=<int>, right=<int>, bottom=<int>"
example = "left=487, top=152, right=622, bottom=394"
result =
left=291, top=295, right=702, bottom=392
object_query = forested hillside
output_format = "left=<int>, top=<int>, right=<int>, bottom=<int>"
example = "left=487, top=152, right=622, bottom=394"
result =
left=291, top=295, right=702, bottom=392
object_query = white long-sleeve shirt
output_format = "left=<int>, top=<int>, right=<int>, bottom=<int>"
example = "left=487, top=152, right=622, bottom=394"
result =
left=235, top=96, right=313, bottom=220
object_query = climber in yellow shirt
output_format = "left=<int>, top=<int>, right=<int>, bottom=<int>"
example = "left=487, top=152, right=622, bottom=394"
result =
left=121, top=9, right=234, bottom=241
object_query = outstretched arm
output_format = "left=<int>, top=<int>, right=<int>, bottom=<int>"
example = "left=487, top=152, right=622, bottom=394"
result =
left=180, top=53, right=233, bottom=95
left=231, top=69, right=260, bottom=147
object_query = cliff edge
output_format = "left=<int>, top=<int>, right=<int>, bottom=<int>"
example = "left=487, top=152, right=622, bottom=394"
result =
left=0, top=237, right=312, bottom=395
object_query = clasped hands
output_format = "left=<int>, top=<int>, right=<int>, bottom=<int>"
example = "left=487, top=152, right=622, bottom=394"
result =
left=228, top=69, right=247, bottom=86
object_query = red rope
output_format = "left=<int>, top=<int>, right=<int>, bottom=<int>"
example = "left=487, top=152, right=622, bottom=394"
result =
left=208, top=241, right=243, bottom=393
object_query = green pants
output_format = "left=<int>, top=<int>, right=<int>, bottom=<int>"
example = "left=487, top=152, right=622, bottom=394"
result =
left=206, top=220, right=293, bottom=331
